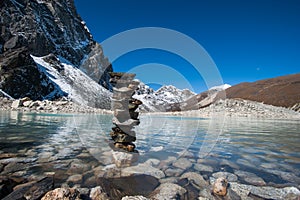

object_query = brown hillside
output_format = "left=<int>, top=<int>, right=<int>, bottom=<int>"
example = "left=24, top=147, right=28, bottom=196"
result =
left=225, top=73, right=300, bottom=107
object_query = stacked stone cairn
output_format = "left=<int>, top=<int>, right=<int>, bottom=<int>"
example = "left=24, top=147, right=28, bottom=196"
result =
left=109, top=72, right=142, bottom=152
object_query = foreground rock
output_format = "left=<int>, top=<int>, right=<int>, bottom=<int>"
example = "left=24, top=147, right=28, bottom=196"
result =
left=41, top=188, right=80, bottom=200
left=89, top=186, right=110, bottom=200
left=2, top=177, right=53, bottom=200
left=212, top=177, right=228, bottom=196
left=121, top=163, right=165, bottom=179
left=150, top=183, right=186, bottom=200
left=97, top=175, right=159, bottom=199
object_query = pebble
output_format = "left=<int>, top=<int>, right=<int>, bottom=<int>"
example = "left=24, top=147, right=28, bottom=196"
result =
left=180, top=172, right=209, bottom=189
left=234, top=170, right=266, bottom=186
left=0, top=157, right=37, bottom=165
left=194, top=163, right=214, bottom=173
left=67, top=159, right=91, bottom=174
left=144, top=158, right=160, bottom=166
left=90, top=186, right=110, bottom=200
left=2, top=162, right=29, bottom=174
left=121, top=163, right=165, bottom=179
left=164, top=167, right=184, bottom=177
left=260, top=162, right=278, bottom=169
left=236, top=158, right=257, bottom=169
left=172, top=157, right=193, bottom=170
left=150, top=183, right=186, bottom=200
left=41, top=188, right=80, bottom=200
left=265, top=169, right=300, bottom=184
left=197, top=158, right=219, bottom=165
left=122, top=196, right=149, bottom=200
left=212, top=177, right=228, bottom=196
left=77, top=152, right=91, bottom=159
left=159, top=177, right=178, bottom=184
left=67, top=174, right=82, bottom=184
left=220, top=159, right=240, bottom=170
left=37, top=152, right=55, bottom=163
left=212, top=171, right=238, bottom=182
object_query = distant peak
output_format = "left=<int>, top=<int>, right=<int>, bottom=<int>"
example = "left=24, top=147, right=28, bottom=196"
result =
left=209, top=84, right=231, bottom=91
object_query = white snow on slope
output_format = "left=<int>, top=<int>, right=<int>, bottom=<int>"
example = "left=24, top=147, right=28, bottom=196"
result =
left=209, top=84, right=231, bottom=91
left=31, top=55, right=111, bottom=109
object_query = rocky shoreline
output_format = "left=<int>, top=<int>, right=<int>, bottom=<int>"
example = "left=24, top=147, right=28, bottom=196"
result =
left=0, top=97, right=112, bottom=114
left=1, top=97, right=299, bottom=119
left=1, top=148, right=300, bottom=200
left=150, top=99, right=300, bottom=119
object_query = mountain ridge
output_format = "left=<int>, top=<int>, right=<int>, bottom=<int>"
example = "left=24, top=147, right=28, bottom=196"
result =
left=226, top=73, right=300, bottom=108
left=163, top=73, right=300, bottom=112
left=133, top=82, right=196, bottom=112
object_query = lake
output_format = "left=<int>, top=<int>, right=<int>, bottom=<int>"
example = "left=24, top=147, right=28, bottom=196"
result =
left=0, top=111, right=299, bottom=188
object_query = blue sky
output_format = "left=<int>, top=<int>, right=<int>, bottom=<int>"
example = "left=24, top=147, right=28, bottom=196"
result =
left=74, top=0, right=300, bottom=93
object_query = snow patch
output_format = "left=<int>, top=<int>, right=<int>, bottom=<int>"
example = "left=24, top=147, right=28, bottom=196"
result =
left=81, top=21, right=91, bottom=34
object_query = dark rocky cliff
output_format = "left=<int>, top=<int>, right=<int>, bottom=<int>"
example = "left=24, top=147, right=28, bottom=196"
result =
left=0, top=0, right=112, bottom=102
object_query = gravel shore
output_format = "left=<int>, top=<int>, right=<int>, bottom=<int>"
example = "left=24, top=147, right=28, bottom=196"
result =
left=1, top=97, right=299, bottom=119
left=148, top=99, right=300, bottom=119
left=0, top=97, right=112, bottom=114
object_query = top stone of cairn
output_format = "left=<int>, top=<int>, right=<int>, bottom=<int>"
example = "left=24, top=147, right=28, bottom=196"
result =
left=109, top=72, right=136, bottom=82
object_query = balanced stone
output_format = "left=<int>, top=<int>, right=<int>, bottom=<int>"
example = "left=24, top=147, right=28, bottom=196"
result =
left=110, top=132, right=136, bottom=143
left=112, top=99, right=128, bottom=110
left=109, top=72, right=136, bottom=86
left=113, top=118, right=140, bottom=127
left=113, top=87, right=135, bottom=99
left=114, top=142, right=136, bottom=152
left=110, top=127, right=136, bottom=138
left=112, top=79, right=134, bottom=88
left=130, top=111, right=139, bottom=120
left=129, top=98, right=143, bottom=111
left=114, top=109, right=131, bottom=123
left=128, top=80, right=140, bottom=90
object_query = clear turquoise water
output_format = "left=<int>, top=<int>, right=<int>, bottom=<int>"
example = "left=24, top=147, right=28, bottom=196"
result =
left=0, top=111, right=299, bottom=186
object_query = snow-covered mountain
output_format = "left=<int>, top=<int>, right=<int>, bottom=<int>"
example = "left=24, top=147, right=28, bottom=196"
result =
left=133, top=82, right=196, bottom=112
left=32, top=54, right=111, bottom=109
left=165, top=84, right=231, bottom=111
left=0, top=0, right=112, bottom=108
